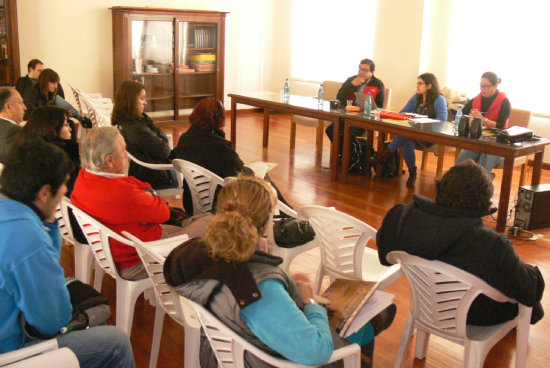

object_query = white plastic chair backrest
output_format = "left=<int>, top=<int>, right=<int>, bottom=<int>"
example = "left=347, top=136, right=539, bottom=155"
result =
left=69, top=204, right=133, bottom=279
left=386, top=251, right=518, bottom=340
left=298, top=205, right=376, bottom=279
left=80, top=97, right=111, bottom=127
left=68, top=84, right=83, bottom=117
left=265, top=200, right=299, bottom=249
left=171, top=159, right=225, bottom=214
left=188, top=298, right=333, bottom=368
left=55, top=198, right=74, bottom=246
left=121, top=231, right=182, bottom=320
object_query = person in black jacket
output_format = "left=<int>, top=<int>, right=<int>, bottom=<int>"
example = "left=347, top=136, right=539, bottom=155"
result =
left=112, top=80, right=177, bottom=190
left=15, top=59, right=43, bottom=98
left=325, top=58, right=385, bottom=144
left=377, top=159, right=544, bottom=326
left=0, top=87, right=25, bottom=163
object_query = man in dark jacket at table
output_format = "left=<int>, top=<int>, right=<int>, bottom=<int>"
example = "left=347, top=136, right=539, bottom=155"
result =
left=325, top=58, right=385, bottom=144
left=377, top=159, right=544, bottom=326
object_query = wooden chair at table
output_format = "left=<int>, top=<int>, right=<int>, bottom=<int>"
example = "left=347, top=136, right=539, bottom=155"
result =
left=289, top=79, right=342, bottom=157
left=387, top=250, right=532, bottom=368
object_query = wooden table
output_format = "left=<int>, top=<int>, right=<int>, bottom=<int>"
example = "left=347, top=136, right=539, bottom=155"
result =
left=340, top=114, right=550, bottom=232
left=229, top=92, right=344, bottom=179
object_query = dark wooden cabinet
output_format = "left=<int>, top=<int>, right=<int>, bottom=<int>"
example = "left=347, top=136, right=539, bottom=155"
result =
left=111, top=7, right=227, bottom=123
left=0, top=0, right=20, bottom=85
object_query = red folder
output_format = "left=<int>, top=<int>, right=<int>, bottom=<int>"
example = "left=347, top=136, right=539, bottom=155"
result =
left=380, top=111, right=409, bottom=120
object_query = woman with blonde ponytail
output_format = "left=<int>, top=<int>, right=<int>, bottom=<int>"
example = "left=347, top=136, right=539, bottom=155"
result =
left=164, top=176, right=393, bottom=368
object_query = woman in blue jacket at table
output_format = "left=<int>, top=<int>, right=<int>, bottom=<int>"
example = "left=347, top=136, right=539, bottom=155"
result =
left=164, top=176, right=396, bottom=368
left=370, top=73, right=447, bottom=188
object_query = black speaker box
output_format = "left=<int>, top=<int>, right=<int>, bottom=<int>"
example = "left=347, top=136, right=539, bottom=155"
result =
left=514, top=184, right=550, bottom=230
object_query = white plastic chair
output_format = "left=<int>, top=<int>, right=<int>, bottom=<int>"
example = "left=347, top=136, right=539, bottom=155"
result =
left=0, top=339, right=79, bottom=368
left=122, top=231, right=200, bottom=368
left=126, top=152, right=182, bottom=198
left=171, top=159, right=225, bottom=215
left=68, top=84, right=83, bottom=117
left=298, top=205, right=402, bottom=294
left=186, top=297, right=361, bottom=368
left=266, top=201, right=320, bottom=274
left=56, top=198, right=96, bottom=284
left=386, top=251, right=532, bottom=368
left=69, top=204, right=153, bottom=336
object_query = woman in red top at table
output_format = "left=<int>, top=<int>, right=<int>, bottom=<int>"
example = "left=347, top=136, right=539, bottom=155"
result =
left=455, top=72, right=511, bottom=175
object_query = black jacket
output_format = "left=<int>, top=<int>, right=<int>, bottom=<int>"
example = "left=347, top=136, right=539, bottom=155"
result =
left=170, top=125, right=245, bottom=214
left=0, top=118, right=21, bottom=163
left=377, top=195, right=544, bottom=326
left=115, top=114, right=174, bottom=189
left=337, top=75, right=385, bottom=108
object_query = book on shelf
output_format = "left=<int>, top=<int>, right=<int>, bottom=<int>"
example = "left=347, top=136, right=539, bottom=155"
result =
left=321, top=278, right=394, bottom=338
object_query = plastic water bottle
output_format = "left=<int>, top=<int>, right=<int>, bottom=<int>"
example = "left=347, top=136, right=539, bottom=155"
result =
left=363, top=92, right=373, bottom=118
left=317, top=83, right=324, bottom=109
left=283, top=78, right=290, bottom=102
left=454, top=105, right=463, bottom=135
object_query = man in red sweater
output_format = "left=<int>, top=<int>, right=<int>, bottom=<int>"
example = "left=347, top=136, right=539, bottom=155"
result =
left=71, top=127, right=201, bottom=280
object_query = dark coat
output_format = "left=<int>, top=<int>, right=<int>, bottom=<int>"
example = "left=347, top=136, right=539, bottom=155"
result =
left=0, top=118, right=21, bottom=163
left=115, top=114, right=174, bottom=189
left=377, top=195, right=544, bottom=326
left=336, top=75, right=385, bottom=108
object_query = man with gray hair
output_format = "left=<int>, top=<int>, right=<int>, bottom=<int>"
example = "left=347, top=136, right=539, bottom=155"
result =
left=71, top=127, right=208, bottom=280
left=0, top=87, right=26, bottom=162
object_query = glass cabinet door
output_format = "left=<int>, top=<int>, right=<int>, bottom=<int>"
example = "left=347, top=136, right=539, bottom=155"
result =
left=0, top=1, right=10, bottom=84
left=176, top=20, right=218, bottom=116
left=131, top=19, right=174, bottom=119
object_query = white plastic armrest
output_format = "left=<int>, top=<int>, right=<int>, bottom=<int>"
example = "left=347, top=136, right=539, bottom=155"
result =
left=326, top=343, right=361, bottom=364
left=0, top=340, right=58, bottom=365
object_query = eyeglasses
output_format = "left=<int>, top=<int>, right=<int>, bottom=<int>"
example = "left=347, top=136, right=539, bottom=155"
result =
left=358, top=67, right=371, bottom=73
left=480, top=84, right=494, bottom=89
left=416, top=82, right=426, bottom=86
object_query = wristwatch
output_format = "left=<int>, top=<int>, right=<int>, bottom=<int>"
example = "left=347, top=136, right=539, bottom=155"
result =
left=308, top=298, right=318, bottom=305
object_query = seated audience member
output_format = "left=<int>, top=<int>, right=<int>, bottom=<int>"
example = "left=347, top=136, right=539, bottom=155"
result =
left=14, top=59, right=43, bottom=97
left=71, top=126, right=209, bottom=280
left=171, top=98, right=289, bottom=214
left=370, top=73, right=447, bottom=188
left=112, top=80, right=177, bottom=190
left=0, top=138, right=135, bottom=367
left=454, top=72, right=511, bottom=175
left=377, top=159, right=544, bottom=326
left=165, top=176, right=396, bottom=368
left=325, top=58, right=386, bottom=148
left=22, top=68, right=77, bottom=121
left=18, top=106, right=80, bottom=194
left=0, top=87, right=26, bottom=163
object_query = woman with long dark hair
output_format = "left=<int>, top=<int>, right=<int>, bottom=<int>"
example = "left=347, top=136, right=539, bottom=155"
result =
left=370, top=73, right=447, bottom=188
left=18, top=106, right=80, bottom=194
left=112, top=80, right=176, bottom=189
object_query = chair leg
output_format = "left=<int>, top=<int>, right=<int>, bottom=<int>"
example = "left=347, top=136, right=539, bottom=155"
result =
left=515, top=306, right=531, bottom=368
left=463, top=341, right=486, bottom=368
left=394, top=315, right=415, bottom=368
left=184, top=323, right=201, bottom=368
left=115, top=280, right=148, bottom=336
left=455, top=148, right=461, bottom=163
left=316, top=121, right=324, bottom=157
left=421, top=150, right=428, bottom=170
left=149, top=306, right=166, bottom=368
left=290, top=120, right=296, bottom=149
left=313, top=267, right=325, bottom=295
left=93, top=264, right=105, bottom=292
left=398, top=148, right=404, bottom=175
left=436, top=145, right=445, bottom=180
left=414, top=329, right=430, bottom=359
left=74, top=242, right=94, bottom=284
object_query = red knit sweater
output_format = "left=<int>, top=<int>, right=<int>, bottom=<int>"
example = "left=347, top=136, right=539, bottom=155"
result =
left=71, top=169, right=170, bottom=270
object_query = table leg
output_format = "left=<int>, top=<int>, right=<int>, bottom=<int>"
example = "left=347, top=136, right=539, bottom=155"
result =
left=436, top=145, right=445, bottom=180
left=497, top=156, right=514, bottom=232
left=263, top=109, right=270, bottom=147
left=230, top=99, right=237, bottom=148
left=341, top=123, right=352, bottom=183
left=330, top=118, right=341, bottom=180
left=531, top=151, right=544, bottom=185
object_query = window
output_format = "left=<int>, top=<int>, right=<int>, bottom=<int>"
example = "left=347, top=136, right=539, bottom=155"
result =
left=290, top=0, right=378, bottom=82
left=446, top=0, right=550, bottom=114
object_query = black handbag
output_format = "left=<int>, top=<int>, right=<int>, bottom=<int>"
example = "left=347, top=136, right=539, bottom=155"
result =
left=273, top=218, right=315, bottom=248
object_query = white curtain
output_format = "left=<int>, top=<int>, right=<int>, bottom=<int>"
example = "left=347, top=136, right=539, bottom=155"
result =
left=291, top=0, right=378, bottom=82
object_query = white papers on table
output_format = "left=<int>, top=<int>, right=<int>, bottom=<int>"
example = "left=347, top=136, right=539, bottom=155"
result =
left=245, top=161, right=278, bottom=179
left=410, top=117, right=441, bottom=124
left=343, top=290, right=395, bottom=338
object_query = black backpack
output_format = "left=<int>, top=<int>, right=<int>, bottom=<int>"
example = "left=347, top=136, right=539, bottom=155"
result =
left=380, top=143, right=399, bottom=177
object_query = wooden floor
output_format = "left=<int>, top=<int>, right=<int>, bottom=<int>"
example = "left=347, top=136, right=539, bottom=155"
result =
left=60, top=111, right=550, bottom=367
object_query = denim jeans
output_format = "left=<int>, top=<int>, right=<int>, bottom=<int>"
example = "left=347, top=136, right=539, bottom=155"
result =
left=455, top=150, right=502, bottom=173
left=25, top=325, right=135, bottom=368
left=388, top=135, right=426, bottom=169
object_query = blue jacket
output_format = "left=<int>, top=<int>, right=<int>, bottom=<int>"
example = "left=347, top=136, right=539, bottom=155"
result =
left=0, top=197, right=72, bottom=353
left=401, top=94, right=448, bottom=122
